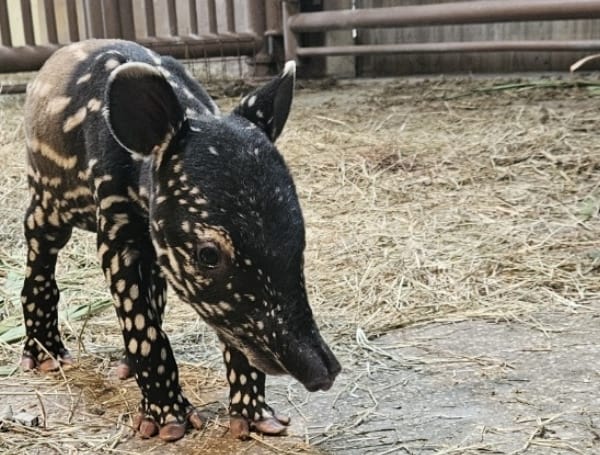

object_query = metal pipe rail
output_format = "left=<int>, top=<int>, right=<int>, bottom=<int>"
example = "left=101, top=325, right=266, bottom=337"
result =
left=296, top=40, right=600, bottom=57
left=0, top=44, right=59, bottom=73
left=0, top=34, right=262, bottom=73
left=139, top=34, right=262, bottom=60
left=0, top=0, right=280, bottom=75
left=285, top=0, right=600, bottom=60
left=288, top=0, right=600, bottom=32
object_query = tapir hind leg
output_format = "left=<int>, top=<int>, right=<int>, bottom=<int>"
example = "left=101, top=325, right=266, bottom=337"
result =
left=20, top=195, right=73, bottom=371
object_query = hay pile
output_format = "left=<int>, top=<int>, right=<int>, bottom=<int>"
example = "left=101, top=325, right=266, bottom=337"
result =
left=284, top=78, right=600, bottom=338
left=1, top=75, right=599, bottom=453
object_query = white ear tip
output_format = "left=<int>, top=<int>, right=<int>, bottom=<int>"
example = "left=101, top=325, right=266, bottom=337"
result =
left=283, top=60, right=296, bottom=77
left=108, top=61, right=161, bottom=84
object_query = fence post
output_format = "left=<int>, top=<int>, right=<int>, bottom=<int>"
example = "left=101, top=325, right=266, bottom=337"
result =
left=284, top=0, right=327, bottom=77
left=247, top=0, right=279, bottom=76
left=282, top=1, right=299, bottom=61
left=144, top=0, right=156, bottom=37
left=0, top=1, right=12, bottom=47
left=118, top=0, right=136, bottom=41
left=65, top=0, right=80, bottom=42
left=85, top=0, right=105, bottom=38
left=103, top=0, right=122, bottom=38
left=20, top=0, right=36, bottom=45
left=43, top=0, right=58, bottom=44
left=263, top=0, right=284, bottom=70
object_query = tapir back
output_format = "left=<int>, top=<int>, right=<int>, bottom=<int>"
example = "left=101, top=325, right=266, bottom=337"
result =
left=24, top=39, right=217, bottom=231
left=25, top=41, right=106, bottom=193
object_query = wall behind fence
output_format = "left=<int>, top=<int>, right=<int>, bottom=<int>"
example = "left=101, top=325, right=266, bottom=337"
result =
left=351, top=0, right=600, bottom=76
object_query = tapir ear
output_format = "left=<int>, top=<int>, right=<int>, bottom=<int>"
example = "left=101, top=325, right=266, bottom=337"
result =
left=234, top=61, right=295, bottom=142
left=105, top=62, right=184, bottom=157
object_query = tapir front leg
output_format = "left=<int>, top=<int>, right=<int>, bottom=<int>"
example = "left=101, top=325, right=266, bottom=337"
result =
left=116, top=261, right=168, bottom=380
left=96, top=200, right=203, bottom=441
left=222, top=343, right=290, bottom=439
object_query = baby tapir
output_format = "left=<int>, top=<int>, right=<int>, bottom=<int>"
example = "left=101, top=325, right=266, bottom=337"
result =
left=20, top=39, right=341, bottom=441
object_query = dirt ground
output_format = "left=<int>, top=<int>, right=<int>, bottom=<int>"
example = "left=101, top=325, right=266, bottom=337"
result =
left=1, top=73, right=600, bottom=454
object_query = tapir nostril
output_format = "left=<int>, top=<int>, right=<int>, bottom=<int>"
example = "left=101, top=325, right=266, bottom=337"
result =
left=304, top=359, right=340, bottom=392
left=328, top=355, right=342, bottom=378
left=289, top=338, right=341, bottom=392
left=306, top=377, right=334, bottom=392
left=319, top=342, right=342, bottom=379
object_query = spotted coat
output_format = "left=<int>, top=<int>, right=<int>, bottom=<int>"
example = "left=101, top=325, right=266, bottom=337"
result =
left=20, top=39, right=340, bottom=440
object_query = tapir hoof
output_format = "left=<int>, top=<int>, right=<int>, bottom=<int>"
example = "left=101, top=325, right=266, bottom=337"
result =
left=20, top=350, right=75, bottom=372
left=115, top=356, right=134, bottom=380
left=229, top=413, right=290, bottom=439
left=133, top=408, right=205, bottom=441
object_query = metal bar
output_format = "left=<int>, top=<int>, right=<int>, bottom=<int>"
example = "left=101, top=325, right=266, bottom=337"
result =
left=282, top=1, right=298, bottom=60
left=118, top=0, right=135, bottom=40
left=0, top=0, right=12, bottom=47
left=20, top=0, right=35, bottom=45
left=289, top=0, right=600, bottom=32
left=189, top=0, right=198, bottom=34
left=247, top=0, right=272, bottom=75
left=139, top=33, right=261, bottom=58
left=102, top=0, right=121, bottom=38
left=87, top=0, right=104, bottom=38
left=167, top=0, right=177, bottom=36
left=44, top=0, right=58, bottom=44
left=144, top=0, right=155, bottom=37
left=65, top=0, right=79, bottom=42
left=225, top=0, right=235, bottom=33
left=0, top=82, right=28, bottom=94
left=246, top=0, right=266, bottom=37
left=265, top=0, right=282, bottom=35
left=296, top=40, right=600, bottom=57
left=207, top=0, right=217, bottom=34
left=0, top=33, right=262, bottom=74
left=0, top=44, right=58, bottom=72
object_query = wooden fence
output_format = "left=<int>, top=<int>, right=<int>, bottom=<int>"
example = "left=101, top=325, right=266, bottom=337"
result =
left=1, top=1, right=600, bottom=78
left=357, top=0, right=600, bottom=76
left=0, top=0, right=283, bottom=75
left=292, top=0, right=600, bottom=76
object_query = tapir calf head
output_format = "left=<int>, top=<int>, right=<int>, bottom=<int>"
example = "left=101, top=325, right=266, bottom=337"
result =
left=104, top=62, right=341, bottom=392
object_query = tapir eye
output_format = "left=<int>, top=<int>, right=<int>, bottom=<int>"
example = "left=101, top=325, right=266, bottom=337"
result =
left=197, top=244, right=220, bottom=268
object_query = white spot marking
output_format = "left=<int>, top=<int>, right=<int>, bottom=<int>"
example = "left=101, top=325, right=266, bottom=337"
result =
left=76, top=73, right=92, bottom=84
left=63, top=106, right=87, bottom=133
